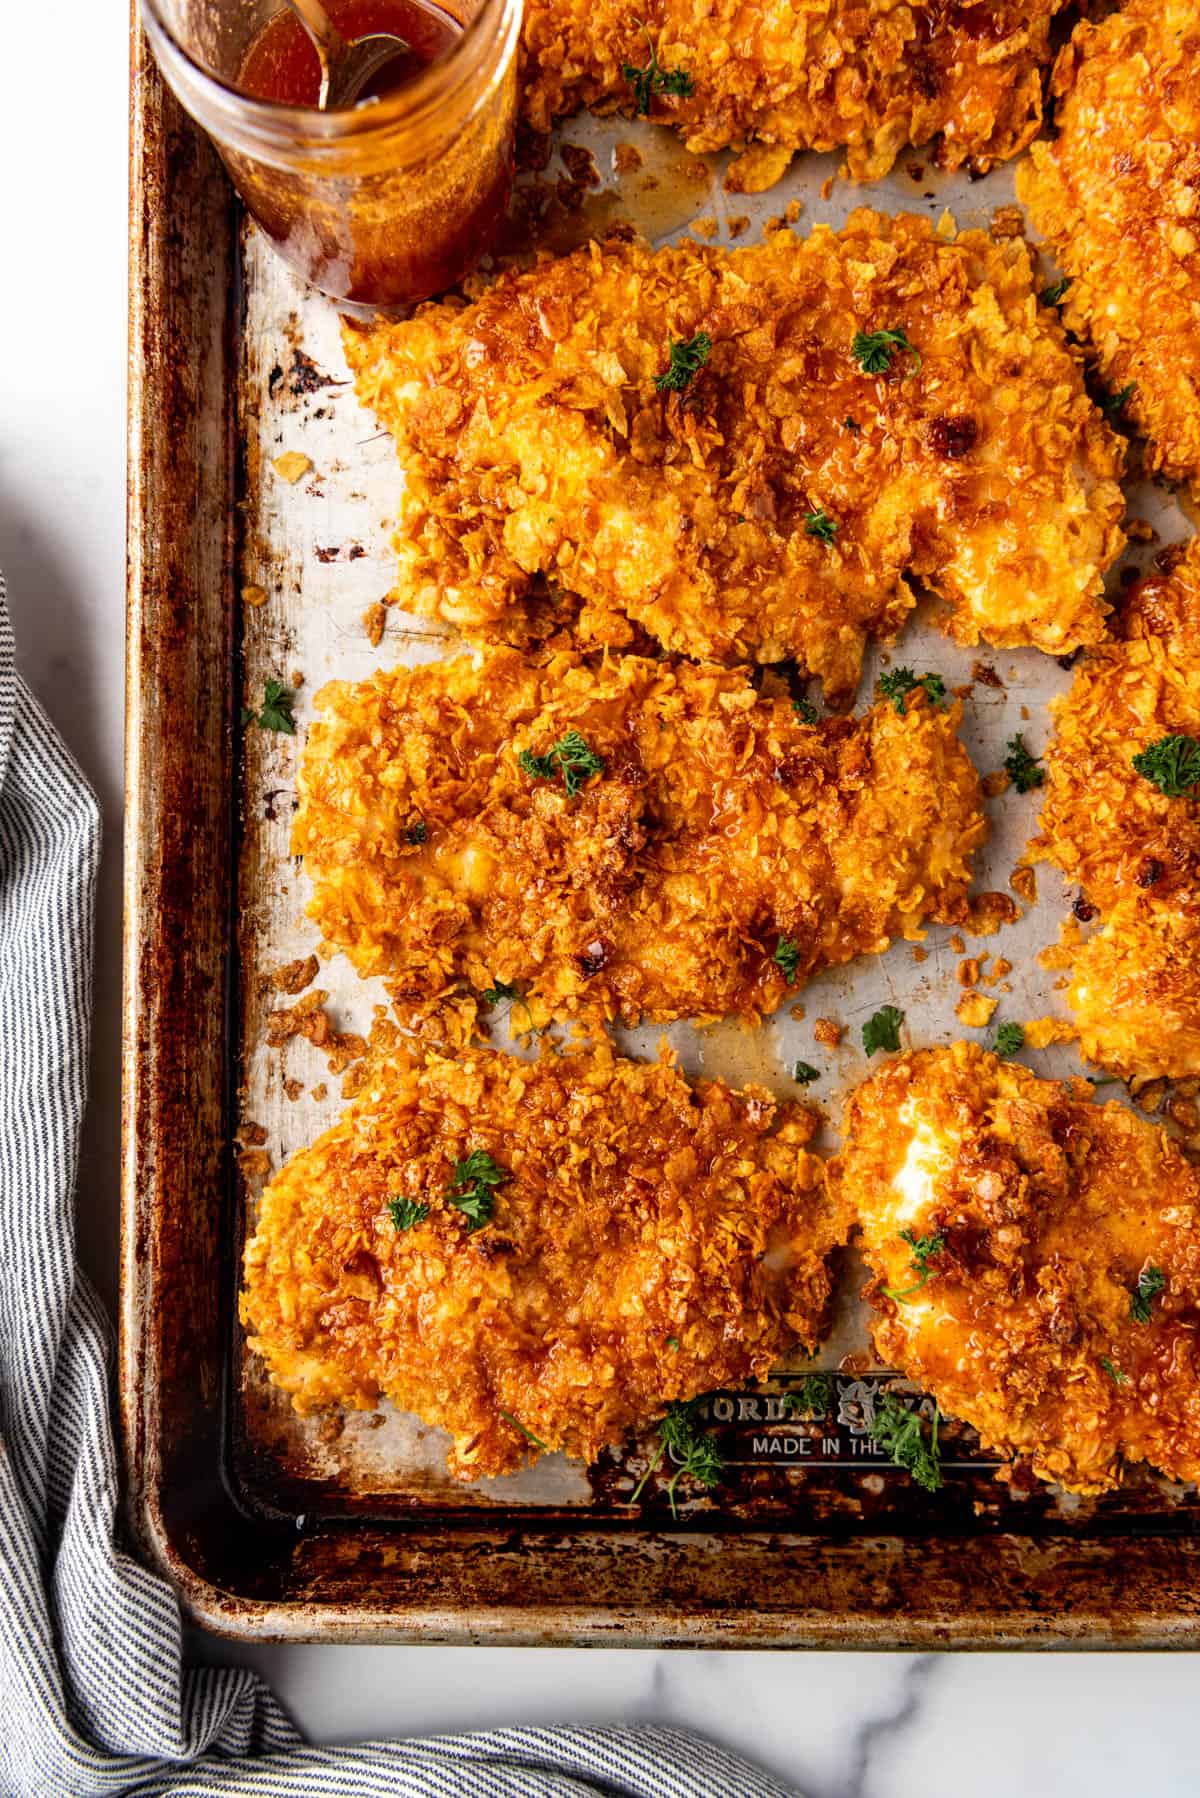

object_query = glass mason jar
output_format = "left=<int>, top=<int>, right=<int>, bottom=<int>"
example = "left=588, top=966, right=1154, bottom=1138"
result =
left=140, top=0, right=520, bottom=313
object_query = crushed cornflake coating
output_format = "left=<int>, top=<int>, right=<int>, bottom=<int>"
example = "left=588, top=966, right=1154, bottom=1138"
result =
left=241, top=1043, right=846, bottom=1480
left=832, top=1041, right=1200, bottom=1494
left=519, top=0, right=1064, bottom=183
left=1033, top=543, right=1200, bottom=1080
left=294, top=645, right=986, bottom=1028
left=344, top=215, right=1125, bottom=703
left=241, top=584, right=268, bottom=608
left=271, top=954, right=320, bottom=994
left=954, top=990, right=996, bottom=1029
left=1017, top=0, right=1200, bottom=497
left=272, top=450, right=312, bottom=484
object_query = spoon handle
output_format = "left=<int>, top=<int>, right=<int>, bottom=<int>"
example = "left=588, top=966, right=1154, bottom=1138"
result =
left=284, top=0, right=350, bottom=62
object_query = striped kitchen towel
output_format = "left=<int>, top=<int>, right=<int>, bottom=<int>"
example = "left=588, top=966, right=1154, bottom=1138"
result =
left=0, top=572, right=800, bottom=1798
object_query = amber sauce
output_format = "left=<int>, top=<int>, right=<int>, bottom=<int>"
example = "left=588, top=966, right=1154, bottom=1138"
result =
left=237, top=0, right=461, bottom=106
left=231, top=0, right=516, bottom=311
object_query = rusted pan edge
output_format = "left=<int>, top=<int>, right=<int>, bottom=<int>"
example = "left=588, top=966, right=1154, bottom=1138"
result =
left=122, top=10, right=1200, bottom=1647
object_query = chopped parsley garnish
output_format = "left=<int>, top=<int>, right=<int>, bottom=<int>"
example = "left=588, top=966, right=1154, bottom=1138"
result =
left=1132, top=734, right=1200, bottom=799
left=869, top=1391, right=942, bottom=1491
left=518, top=729, right=606, bottom=797
left=666, top=1335, right=680, bottom=1351
left=1039, top=276, right=1071, bottom=307
left=793, top=697, right=818, bottom=724
left=387, top=1195, right=429, bottom=1232
left=623, top=27, right=694, bottom=115
left=403, top=819, right=428, bottom=845
left=629, top=1397, right=724, bottom=1517
left=877, top=667, right=946, bottom=716
left=792, top=1061, right=820, bottom=1085
left=444, top=1149, right=509, bottom=1232
left=883, top=1228, right=945, bottom=1302
left=782, top=1374, right=834, bottom=1417
left=774, top=936, right=802, bottom=984
left=1130, top=1264, right=1166, bottom=1324
left=851, top=326, right=921, bottom=377
left=843, top=416, right=861, bottom=432
left=804, top=507, right=838, bottom=545
left=1101, top=1356, right=1129, bottom=1387
left=655, top=330, right=712, bottom=393
left=241, top=677, right=297, bottom=735
left=1004, top=734, right=1045, bottom=793
left=1100, top=380, right=1137, bottom=422
left=499, top=1410, right=549, bottom=1451
left=480, top=975, right=535, bottom=1032
left=862, top=1003, right=904, bottom=1056
left=992, top=1021, right=1025, bottom=1057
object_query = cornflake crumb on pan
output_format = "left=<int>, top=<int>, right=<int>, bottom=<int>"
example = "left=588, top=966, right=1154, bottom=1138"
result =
left=293, top=645, right=987, bottom=1028
left=1017, top=0, right=1200, bottom=497
left=831, top=1042, right=1200, bottom=1494
left=343, top=215, right=1125, bottom=704
left=240, top=1043, right=847, bottom=1480
left=1032, top=541, right=1200, bottom=1081
left=518, top=0, right=1064, bottom=185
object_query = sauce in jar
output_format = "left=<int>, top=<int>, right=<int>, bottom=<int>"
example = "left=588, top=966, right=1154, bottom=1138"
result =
left=237, top=0, right=462, bottom=106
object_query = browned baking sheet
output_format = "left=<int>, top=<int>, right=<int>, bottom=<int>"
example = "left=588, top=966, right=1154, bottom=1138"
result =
left=122, top=17, right=1200, bottom=1643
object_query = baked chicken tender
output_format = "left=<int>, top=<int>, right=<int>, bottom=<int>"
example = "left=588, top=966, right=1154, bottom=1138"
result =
left=835, top=1042, right=1200, bottom=1493
left=1017, top=0, right=1200, bottom=497
left=295, top=646, right=987, bottom=1028
left=1034, top=541, right=1200, bottom=1080
left=344, top=216, right=1125, bottom=703
left=520, top=0, right=1065, bottom=185
left=241, top=1045, right=843, bottom=1480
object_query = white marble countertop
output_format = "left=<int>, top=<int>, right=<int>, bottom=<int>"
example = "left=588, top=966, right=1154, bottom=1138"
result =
left=2, top=6, right=1198, bottom=1793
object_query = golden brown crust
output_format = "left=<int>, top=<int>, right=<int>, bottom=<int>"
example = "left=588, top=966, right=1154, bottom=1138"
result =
left=1017, top=0, right=1200, bottom=496
left=520, top=0, right=1063, bottom=183
left=294, top=646, right=987, bottom=1027
left=834, top=1042, right=1200, bottom=1493
left=1033, top=542, right=1200, bottom=1080
left=241, top=1044, right=843, bottom=1479
left=344, top=216, right=1125, bottom=701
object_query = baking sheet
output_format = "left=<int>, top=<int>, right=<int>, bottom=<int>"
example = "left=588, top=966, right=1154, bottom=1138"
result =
left=231, top=116, right=1190, bottom=1519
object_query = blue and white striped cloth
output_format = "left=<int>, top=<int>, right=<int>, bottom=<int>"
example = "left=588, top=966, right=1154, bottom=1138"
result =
left=0, top=572, right=800, bottom=1797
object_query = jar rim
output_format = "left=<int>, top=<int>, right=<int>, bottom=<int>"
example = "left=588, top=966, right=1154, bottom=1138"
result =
left=138, top=0, right=521, bottom=152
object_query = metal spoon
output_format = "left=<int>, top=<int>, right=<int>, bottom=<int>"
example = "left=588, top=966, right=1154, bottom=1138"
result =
left=283, top=0, right=411, bottom=108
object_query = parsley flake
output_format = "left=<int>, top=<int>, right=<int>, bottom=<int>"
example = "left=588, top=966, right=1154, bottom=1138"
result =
left=782, top=1374, right=834, bottom=1417
left=774, top=937, right=802, bottom=984
left=655, top=330, right=712, bottom=394
left=883, top=1228, right=945, bottom=1302
left=666, top=1335, right=680, bottom=1351
left=1100, top=380, right=1137, bottom=422
left=518, top=729, right=606, bottom=797
left=804, top=507, right=838, bottom=545
left=623, top=27, right=694, bottom=115
left=862, top=1004, right=904, bottom=1056
left=1132, top=734, right=1200, bottom=799
left=1101, top=1355, right=1129, bottom=1387
left=869, top=1391, right=942, bottom=1492
left=1003, top=734, right=1044, bottom=793
left=243, top=677, right=297, bottom=735
left=792, top=1061, right=820, bottom=1085
left=388, top=1195, right=429, bottom=1232
left=403, top=819, right=428, bottom=845
left=629, top=1397, right=724, bottom=1517
left=1130, top=1264, right=1166, bottom=1324
left=499, top=1409, right=549, bottom=1451
left=851, top=326, right=921, bottom=377
left=444, top=1149, right=509, bottom=1233
left=877, top=668, right=946, bottom=716
left=1039, top=277, right=1071, bottom=307
left=793, top=697, right=818, bottom=725
left=992, top=1021, right=1025, bottom=1057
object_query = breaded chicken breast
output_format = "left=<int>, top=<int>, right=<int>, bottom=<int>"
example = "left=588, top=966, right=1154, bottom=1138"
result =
left=520, top=0, right=1064, bottom=186
left=241, top=1044, right=842, bottom=1480
left=835, top=1042, right=1200, bottom=1493
left=295, top=646, right=987, bottom=1028
left=344, top=216, right=1125, bottom=702
left=1017, top=0, right=1200, bottom=497
left=1033, top=542, right=1200, bottom=1080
